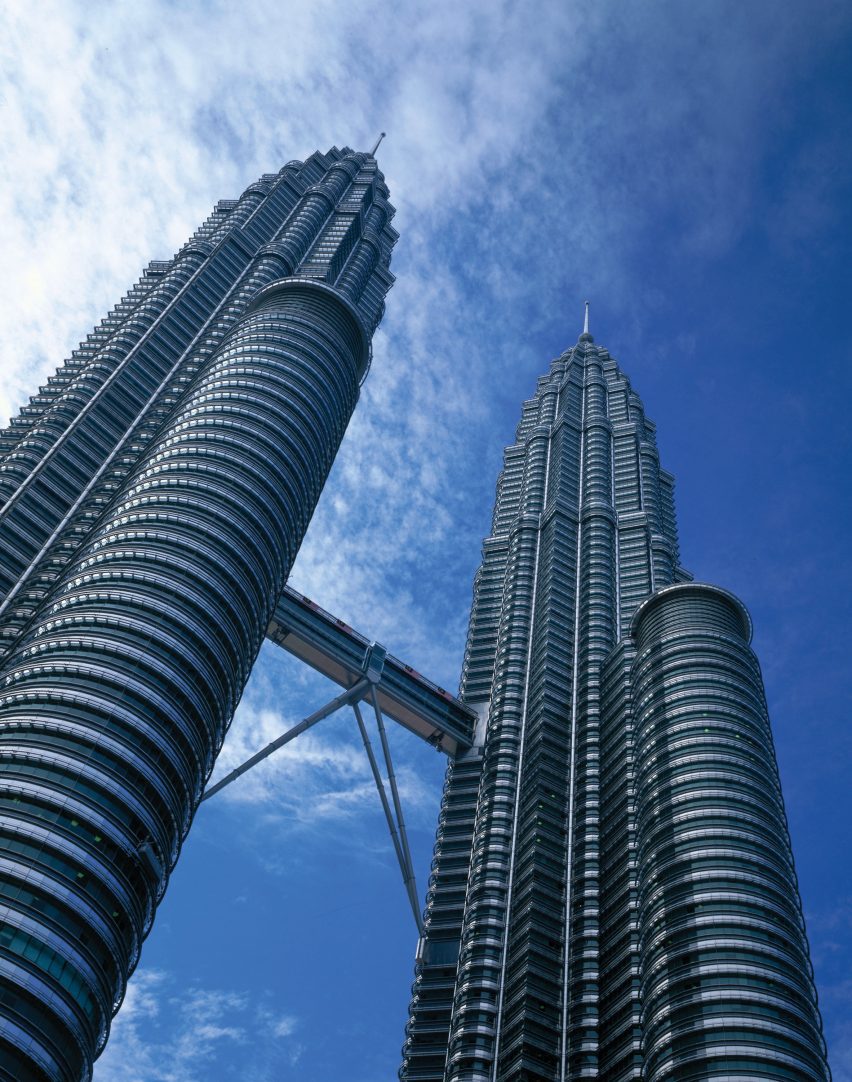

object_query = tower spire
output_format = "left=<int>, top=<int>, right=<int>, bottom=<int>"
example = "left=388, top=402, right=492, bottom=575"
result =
left=583, top=299, right=590, bottom=336
left=370, top=132, right=387, bottom=156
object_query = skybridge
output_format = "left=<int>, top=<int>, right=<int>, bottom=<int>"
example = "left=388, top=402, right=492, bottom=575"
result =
left=202, top=584, right=476, bottom=932
left=267, top=586, right=475, bottom=756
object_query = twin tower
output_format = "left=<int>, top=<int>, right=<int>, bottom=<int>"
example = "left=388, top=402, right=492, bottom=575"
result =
left=0, top=146, right=830, bottom=1081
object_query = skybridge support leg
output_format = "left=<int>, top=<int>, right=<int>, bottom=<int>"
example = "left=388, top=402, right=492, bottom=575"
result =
left=199, top=653, right=424, bottom=934
left=353, top=701, right=423, bottom=934
left=369, top=685, right=423, bottom=934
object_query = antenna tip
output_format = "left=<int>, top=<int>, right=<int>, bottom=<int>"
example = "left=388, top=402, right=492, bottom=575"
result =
left=580, top=300, right=592, bottom=341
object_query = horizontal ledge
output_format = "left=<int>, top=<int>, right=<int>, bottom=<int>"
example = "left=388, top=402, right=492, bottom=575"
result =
left=246, top=276, right=370, bottom=377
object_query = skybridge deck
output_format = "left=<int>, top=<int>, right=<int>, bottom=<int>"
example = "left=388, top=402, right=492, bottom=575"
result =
left=266, top=585, right=475, bottom=756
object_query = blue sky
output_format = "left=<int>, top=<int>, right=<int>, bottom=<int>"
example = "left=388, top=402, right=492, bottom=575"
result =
left=1, top=1, right=851, bottom=1078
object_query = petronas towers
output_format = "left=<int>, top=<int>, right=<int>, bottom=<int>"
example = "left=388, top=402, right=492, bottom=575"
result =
left=402, top=319, right=830, bottom=1080
left=0, top=143, right=831, bottom=1082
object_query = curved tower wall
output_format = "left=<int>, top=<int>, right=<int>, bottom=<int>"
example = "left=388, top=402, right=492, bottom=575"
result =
left=0, top=148, right=396, bottom=1082
left=402, top=332, right=829, bottom=1082
left=632, top=584, right=828, bottom=1081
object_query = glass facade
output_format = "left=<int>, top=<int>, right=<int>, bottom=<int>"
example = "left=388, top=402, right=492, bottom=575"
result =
left=402, top=331, right=829, bottom=1081
left=0, top=147, right=397, bottom=1082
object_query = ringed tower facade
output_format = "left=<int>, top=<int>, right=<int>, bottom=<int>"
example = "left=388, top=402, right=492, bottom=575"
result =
left=402, top=314, right=829, bottom=1082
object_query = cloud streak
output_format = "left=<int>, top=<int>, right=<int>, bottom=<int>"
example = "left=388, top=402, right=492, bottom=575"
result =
left=93, top=970, right=302, bottom=1082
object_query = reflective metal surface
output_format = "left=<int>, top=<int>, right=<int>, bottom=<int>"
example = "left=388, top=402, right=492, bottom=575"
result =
left=632, top=585, right=828, bottom=1081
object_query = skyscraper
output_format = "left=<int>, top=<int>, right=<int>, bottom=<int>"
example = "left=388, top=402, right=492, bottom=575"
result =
left=0, top=145, right=396, bottom=1082
left=402, top=315, right=830, bottom=1081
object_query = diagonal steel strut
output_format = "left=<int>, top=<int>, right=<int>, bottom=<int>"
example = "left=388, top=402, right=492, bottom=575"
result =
left=201, top=677, right=370, bottom=802
left=199, top=647, right=424, bottom=933
left=353, top=701, right=424, bottom=934
left=368, top=684, right=422, bottom=932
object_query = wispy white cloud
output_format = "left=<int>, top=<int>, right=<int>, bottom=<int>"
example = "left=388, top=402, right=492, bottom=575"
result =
left=272, top=1015, right=298, bottom=1040
left=2, top=2, right=850, bottom=1077
left=93, top=969, right=302, bottom=1082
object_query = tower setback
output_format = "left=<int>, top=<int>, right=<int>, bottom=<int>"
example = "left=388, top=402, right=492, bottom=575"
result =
left=0, top=146, right=396, bottom=1082
left=402, top=324, right=829, bottom=1081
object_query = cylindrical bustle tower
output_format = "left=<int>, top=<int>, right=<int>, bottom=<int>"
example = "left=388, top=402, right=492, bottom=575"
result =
left=631, top=583, right=829, bottom=1081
